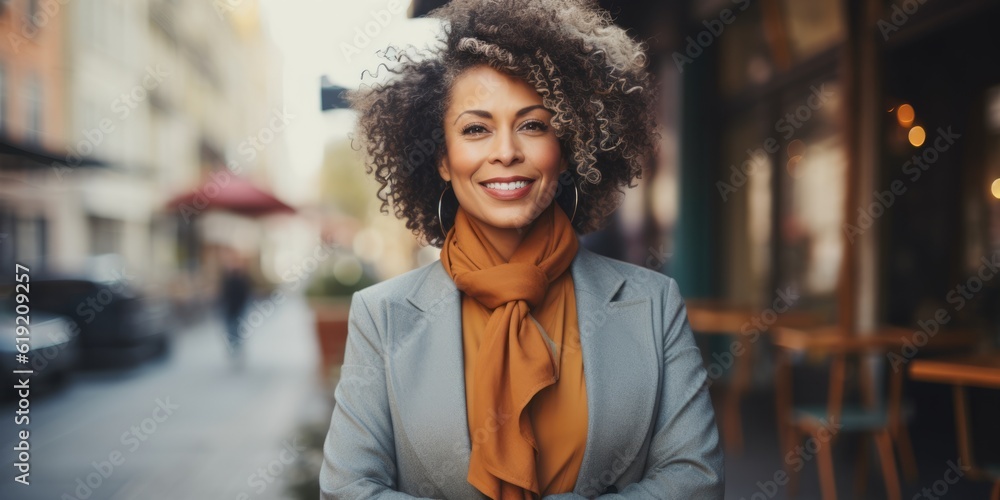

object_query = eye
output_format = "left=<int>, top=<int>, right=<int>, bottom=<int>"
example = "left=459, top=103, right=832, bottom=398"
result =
left=520, top=120, right=549, bottom=132
left=461, top=123, right=489, bottom=135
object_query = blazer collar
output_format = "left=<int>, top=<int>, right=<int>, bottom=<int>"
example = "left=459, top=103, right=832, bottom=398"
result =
left=404, top=245, right=625, bottom=311
left=388, top=246, right=656, bottom=498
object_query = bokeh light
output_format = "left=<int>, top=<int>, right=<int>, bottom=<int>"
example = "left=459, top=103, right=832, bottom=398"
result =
left=787, top=139, right=806, bottom=158
left=897, top=103, right=915, bottom=127
left=908, top=125, right=926, bottom=147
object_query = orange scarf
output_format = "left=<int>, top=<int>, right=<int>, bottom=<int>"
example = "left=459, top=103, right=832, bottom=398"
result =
left=440, top=201, right=580, bottom=499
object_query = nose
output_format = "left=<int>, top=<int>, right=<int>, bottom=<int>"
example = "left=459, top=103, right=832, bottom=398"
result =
left=488, top=129, right=523, bottom=166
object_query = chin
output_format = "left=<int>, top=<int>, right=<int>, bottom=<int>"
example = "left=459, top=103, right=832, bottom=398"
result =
left=485, top=212, right=538, bottom=229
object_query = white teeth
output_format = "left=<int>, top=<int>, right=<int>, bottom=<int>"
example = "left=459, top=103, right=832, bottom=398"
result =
left=484, top=180, right=530, bottom=191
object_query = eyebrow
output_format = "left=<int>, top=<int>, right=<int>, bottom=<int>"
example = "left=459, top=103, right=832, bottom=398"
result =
left=453, top=104, right=551, bottom=124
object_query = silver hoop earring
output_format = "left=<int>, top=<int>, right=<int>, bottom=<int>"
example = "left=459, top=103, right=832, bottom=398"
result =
left=569, top=179, right=579, bottom=224
left=558, top=172, right=579, bottom=224
left=438, top=182, right=452, bottom=237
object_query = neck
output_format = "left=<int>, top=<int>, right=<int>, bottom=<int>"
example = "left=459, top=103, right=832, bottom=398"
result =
left=479, top=222, right=532, bottom=262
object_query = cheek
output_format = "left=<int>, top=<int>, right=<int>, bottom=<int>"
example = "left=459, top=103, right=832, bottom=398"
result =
left=444, top=139, right=484, bottom=177
left=530, top=138, right=563, bottom=174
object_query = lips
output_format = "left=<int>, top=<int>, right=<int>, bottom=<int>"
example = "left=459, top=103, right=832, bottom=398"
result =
left=479, top=177, right=535, bottom=201
left=479, top=176, right=535, bottom=185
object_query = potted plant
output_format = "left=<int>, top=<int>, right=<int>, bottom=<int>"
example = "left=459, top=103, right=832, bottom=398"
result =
left=306, top=250, right=379, bottom=388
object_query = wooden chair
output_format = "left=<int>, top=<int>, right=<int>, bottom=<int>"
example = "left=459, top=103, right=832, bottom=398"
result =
left=685, top=301, right=757, bottom=455
left=772, top=326, right=911, bottom=500
left=685, top=299, right=826, bottom=455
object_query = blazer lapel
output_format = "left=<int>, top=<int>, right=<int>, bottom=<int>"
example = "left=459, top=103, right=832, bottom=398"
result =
left=386, top=247, right=657, bottom=498
left=570, top=248, right=659, bottom=496
left=386, top=262, right=483, bottom=498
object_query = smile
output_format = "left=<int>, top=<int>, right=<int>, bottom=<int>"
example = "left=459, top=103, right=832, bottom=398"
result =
left=479, top=180, right=535, bottom=200
left=484, top=180, right=530, bottom=190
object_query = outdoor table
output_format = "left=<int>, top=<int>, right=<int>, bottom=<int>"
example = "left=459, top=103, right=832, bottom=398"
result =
left=910, top=353, right=1000, bottom=500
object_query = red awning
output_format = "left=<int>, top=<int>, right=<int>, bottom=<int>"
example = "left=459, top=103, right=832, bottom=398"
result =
left=166, top=175, right=296, bottom=217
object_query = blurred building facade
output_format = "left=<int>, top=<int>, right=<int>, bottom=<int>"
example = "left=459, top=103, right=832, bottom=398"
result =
left=0, top=0, right=68, bottom=271
left=0, top=0, right=289, bottom=314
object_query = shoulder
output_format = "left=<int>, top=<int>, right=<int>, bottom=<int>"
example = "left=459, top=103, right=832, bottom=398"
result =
left=353, top=258, right=442, bottom=307
left=341, top=260, right=445, bottom=344
left=573, top=248, right=689, bottom=342
left=575, top=249, right=691, bottom=354
left=578, top=248, right=680, bottom=301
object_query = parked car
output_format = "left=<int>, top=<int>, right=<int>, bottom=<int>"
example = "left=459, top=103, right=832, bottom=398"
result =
left=0, top=308, right=80, bottom=397
left=25, top=276, right=172, bottom=369
left=1, top=256, right=173, bottom=370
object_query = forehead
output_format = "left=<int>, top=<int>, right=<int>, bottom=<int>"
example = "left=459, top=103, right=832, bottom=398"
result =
left=447, top=65, right=544, bottom=113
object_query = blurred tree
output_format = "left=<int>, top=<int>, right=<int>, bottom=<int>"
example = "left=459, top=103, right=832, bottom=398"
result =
left=318, top=138, right=376, bottom=220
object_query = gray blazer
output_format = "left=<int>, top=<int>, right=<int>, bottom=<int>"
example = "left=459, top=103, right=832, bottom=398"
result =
left=319, top=246, right=724, bottom=499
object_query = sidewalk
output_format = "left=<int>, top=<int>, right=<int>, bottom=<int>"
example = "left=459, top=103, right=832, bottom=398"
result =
left=0, top=292, right=329, bottom=500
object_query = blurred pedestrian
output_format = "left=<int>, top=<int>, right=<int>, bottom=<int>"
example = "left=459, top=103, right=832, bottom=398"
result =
left=219, top=249, right=252, bottom=364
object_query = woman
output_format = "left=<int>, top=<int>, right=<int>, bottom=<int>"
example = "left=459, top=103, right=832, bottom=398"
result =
left=320, top=0, right=724, bottom=498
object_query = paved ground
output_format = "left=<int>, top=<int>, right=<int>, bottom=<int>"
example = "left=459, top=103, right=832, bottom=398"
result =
left=722, top=388, right=996, bottom=499
left=0, top=293, right=331, bottom=500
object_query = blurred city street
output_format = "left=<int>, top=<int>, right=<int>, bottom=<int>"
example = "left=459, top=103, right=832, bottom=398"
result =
left=1, top=0, right=999, bottom=497
left=0, top=292, right=326, bottom=500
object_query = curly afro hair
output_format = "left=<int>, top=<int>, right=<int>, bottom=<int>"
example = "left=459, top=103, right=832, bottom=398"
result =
left=349, top=0, right=658, bottom=248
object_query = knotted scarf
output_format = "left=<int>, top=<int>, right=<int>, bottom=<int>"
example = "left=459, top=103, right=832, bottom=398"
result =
left=440, top=200, right=584, bottom=499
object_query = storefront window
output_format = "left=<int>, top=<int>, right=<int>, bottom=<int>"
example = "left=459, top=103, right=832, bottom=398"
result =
left=720, top=104, right=773, bottom=304
left=777, top=0, right=844, bottom=62
left=777, top=79, right=844, bottom=306
left=719, top=2, right=774, bottom=96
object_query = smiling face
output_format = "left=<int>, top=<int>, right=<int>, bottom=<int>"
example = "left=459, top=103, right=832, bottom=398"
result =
left=438, top=65, right=567, bottom=246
